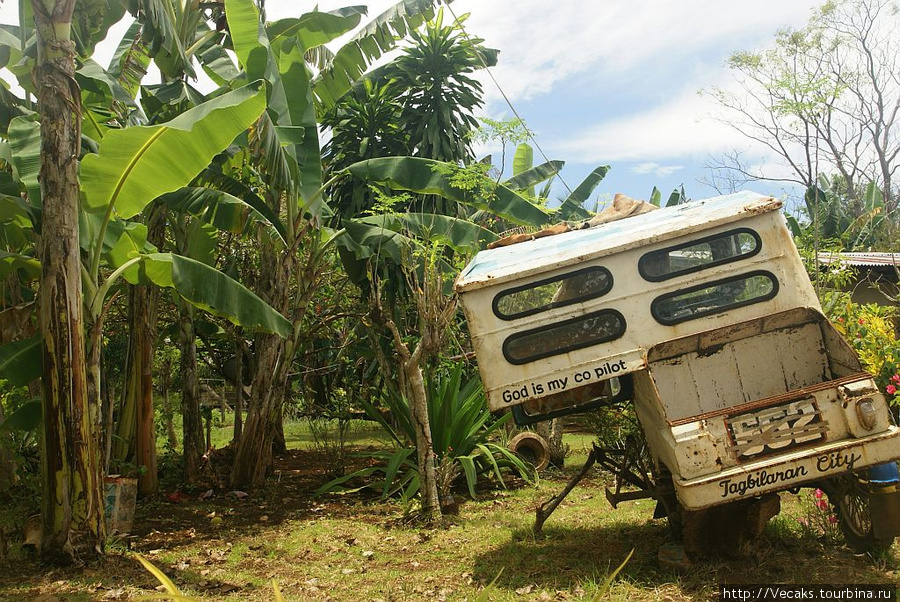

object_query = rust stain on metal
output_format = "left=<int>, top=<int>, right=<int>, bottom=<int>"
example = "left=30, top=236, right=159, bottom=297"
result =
left=667, top=372, right=871, bottom=427
left=741, top=197, right=781, bottom=214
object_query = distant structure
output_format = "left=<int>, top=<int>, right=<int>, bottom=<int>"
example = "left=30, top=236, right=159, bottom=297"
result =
left=817, top=252, right=900, bottom=305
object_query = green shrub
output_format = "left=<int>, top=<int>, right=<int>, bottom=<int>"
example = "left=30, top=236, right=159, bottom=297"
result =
left=826, top=296, right=900, bottom=409
left=316, top=364, right=535, bottom=500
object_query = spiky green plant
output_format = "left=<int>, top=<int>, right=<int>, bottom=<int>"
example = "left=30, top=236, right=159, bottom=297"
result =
left=316, top=364, right=535, bottom=500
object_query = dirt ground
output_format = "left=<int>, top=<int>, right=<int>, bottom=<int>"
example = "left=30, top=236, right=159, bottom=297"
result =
left=1, top=446, right=899, bottom=601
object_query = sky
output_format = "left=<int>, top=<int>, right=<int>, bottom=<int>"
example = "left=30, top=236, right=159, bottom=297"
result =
left=0, top=0, right=826, bottom=211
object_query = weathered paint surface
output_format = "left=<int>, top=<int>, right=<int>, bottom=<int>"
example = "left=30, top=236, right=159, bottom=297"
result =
left=675, top=425, right=900, bottom=509
left=456, top=190, right=900, bottom=512
left=458, top=193, right=817, bottom=412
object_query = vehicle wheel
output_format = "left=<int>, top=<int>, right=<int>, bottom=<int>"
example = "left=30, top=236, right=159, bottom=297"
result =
left=676, top=494, right=780, bottom=559
left=824, top=475, right=895, bottom=554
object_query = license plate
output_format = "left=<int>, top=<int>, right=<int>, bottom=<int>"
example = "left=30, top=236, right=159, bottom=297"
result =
left=725, top=398, right=828, bottom=462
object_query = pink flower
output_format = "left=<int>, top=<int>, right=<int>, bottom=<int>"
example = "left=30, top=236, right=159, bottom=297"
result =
left=814, top=488, right=824, bottom=499
left=828, top=515, right=838, bottom=524
left=817, top=499, right=829, bottom=511
left=887, top=385, right=897, bottom=395
left=892, top=374, right=900, bottom=383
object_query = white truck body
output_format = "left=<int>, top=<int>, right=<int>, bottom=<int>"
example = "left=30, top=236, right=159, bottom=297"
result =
left=455, top=191, right=900, bottom=511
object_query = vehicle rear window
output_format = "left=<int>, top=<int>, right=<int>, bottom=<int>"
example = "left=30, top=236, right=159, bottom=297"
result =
left=492, top=266, right=613, bottom=320
left=639, top=228, right=761, bottom=282
left=651, top=271, right=778, bottom=325
left=502, top=309, right=626, bottom=364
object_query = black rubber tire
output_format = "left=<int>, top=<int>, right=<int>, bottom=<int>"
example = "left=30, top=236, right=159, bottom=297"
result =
left=824, top=475, right=895, bottom=554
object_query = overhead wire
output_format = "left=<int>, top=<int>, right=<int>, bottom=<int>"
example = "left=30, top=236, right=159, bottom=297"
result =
left=444, top=2, right=576, bottom=199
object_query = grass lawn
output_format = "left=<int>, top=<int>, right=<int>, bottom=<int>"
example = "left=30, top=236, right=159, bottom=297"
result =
left=1, top=422, right=898, bottom=601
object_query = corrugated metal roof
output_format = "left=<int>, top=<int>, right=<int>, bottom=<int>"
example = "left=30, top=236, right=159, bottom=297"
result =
left=816, top=252, right=900, bottom=267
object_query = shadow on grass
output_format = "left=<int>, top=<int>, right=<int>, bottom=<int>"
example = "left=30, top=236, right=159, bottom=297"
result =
left=471, top=516, right=900, bottom=597
left=471, top=519, right=678, bottom=594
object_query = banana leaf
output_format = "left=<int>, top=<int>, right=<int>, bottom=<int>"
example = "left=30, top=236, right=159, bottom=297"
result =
left=504, top=160, right=565, bottom=193
left=7, top=116, right=41, bottom=205
left=268, top=7, right=366, bottom=49
left=312, top=0, right=446, bottom=109
left=80, top=83, right=266, bottom=219
left=0, top=336, right=41, bottom=386
left=557, top=165, right=610, bottom=220
left=122, top=253, right=291, bottom=337
left=0, top=398, right=41, bottom=433
left=157, top=186, right=286, bottom=244
left=344, top=157, right=550, bottom=227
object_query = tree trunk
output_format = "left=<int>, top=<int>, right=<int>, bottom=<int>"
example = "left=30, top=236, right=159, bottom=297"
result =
left=535, top=419, right=566, bottom=468
left=0, top=403, right=15, bottom=492
left=404, top=361, right=441, bottom=522
left=179, top=302, right=203, bottom=482
left=231, top=335, right=244, bottom=443
left=133, top=206, right=166, bottom=494
left=33, top=0, right=104, bottom=562
left=160, top=360, right=178, bottom=450
left=133, top=285, right=158, bottom=495
left=230, top=239, right=294, bottom=489
left=273, top=407, right=287, bottom=455
left=230, top=332, right=286, bottom=487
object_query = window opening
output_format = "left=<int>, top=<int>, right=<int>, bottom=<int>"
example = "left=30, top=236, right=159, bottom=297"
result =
left=493, top=266, right=613, bottom=320
left=639, top=229, right=761, bottom=282
left=651, top=271, right=778, bottom=325
left=503, top=309, right=626, bottom=364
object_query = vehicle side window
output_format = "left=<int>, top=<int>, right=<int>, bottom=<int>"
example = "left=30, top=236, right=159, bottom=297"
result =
left=639, top=229, right=761, bottom=282
left=492, top=267, right=613, bottom=320
left=502, top=309, right=626, bottom=365
left=651, top=271, right=778, bottom=325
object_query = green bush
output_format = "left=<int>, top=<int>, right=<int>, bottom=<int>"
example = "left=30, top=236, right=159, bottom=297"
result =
left=316, top=364, right=535, bottom=500
left=826, top=296, right=900, bottom=409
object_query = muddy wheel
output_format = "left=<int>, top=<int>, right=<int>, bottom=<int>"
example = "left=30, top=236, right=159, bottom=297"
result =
left=677, top=495, right=781, bottom=559
left=824, top=475, right=894, bottom=554
left=650, top=467, right=682, bottom=538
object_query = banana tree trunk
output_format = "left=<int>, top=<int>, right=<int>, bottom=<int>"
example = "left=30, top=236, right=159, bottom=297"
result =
left=231, top=242, right=293, bottom=488
left=132, top=206, right=166, bottom=493
left=133, top=286, right=158, bottom=495
left=33, top=0, right=104, bottom=562
left=160, top=359, right=178, bottom=450
left=179, top=301, right=203, bottom=482
left=0, top=403, right=14, bottom=492
left=230, top=331, right=288, bottom=487
left=231, top=335, right=244, bottom=443
left=103, top=284, right=159, bottom=491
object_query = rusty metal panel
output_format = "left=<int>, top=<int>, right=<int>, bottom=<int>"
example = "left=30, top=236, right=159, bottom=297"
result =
left=651, top=321, right=831, bottom=422
left=820, top=319, right=863, bottom=376
left=779, top=323, right=832, bottom=389
left=687, top=344, right=742, bottom=413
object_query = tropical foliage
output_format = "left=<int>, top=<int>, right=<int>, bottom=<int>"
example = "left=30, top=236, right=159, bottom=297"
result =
left=0, top=0, right=691, bottom=563
left=316, top=365, right=535, bottom=501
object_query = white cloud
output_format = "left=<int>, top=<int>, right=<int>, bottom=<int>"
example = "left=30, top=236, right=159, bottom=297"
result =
left=552, top=86, right=743, bottom=163
left=450, top=0, right=823, bottom=104
left=632, top=162, right=684, bottom=178
left=0, top=0, right=824, bottom=182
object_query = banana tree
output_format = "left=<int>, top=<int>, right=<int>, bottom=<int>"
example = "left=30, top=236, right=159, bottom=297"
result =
left=2, top=67, right=292, bottom=535
left=220, top=0, right=450, bottom=489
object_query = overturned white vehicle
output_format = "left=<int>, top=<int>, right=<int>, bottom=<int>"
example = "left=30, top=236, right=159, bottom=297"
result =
left=455, top=191, right=900, bottom=555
